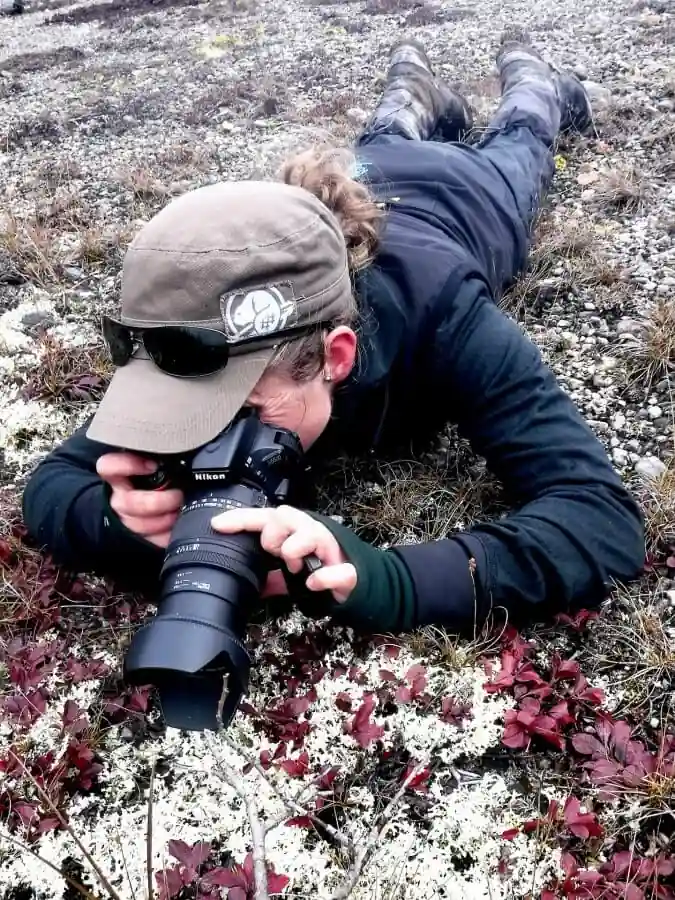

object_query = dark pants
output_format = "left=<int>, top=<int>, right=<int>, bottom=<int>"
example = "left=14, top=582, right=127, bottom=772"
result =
left=354, top=58, right=561, bottom=301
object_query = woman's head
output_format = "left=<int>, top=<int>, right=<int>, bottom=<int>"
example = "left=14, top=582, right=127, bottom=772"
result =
left=87, top=146, right=383, bottom=455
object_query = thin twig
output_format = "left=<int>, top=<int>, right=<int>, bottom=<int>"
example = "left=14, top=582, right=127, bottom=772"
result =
left=204, top=732, right=269, bottom=900
left=219, top=731, right=350, bottom=850
left=329, top=757, right=431, bottom=900
left=146, top=756, right=156, bottom=900
left=7, top=750, right=123, bottom=900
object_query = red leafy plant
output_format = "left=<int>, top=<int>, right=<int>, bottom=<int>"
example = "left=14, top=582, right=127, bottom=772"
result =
left=484, top=627, right=606, bottom=753
left=155, top=840, right=289, bottom=900
left=343, top=692, right=385, bottom=748
left=0, top=701, right=104, bottom=840
left=502, top=797, right=603, bottom=842
left=571, top=716, right=675, bottom=801
left=541, top=849, right=675, bottom=900
left=286, top=765, right=341, bottom=828
left=502, top=697, right=574, bottom=751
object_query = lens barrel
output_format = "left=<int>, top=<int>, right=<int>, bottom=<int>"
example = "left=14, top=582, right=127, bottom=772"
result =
left=124, top=483, right=270, bottom=731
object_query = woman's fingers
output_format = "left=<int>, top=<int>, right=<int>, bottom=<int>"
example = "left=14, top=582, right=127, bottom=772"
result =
left=212, top=505, right=356, bottom=603
left=97, top=452, right=156, bottom=489
left=110, top=487, right=184, bottom=519
left=307, top=563, right=357, bottom=603
left=117, top=511, right=181, bottom=538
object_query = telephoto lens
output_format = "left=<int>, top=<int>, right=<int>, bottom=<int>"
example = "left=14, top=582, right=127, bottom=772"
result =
left=123, top=410, right=310, bottom=732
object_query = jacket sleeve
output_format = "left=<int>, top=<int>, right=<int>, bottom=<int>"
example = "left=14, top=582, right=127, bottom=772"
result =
left=21, top=419, right=164, bottom=588
left=392, top=275, right=645, bottom=630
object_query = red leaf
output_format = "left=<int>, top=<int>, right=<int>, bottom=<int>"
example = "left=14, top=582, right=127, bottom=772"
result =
left=344, top=693, right=384, bottom=748
left=502, top=723, right=530, bottom=749
left=533, top=725, right=565, bottom=751
left=155, top=867, right=184, bottom=900
left=285, top=815, right=312, bottom=828
left=501, top=828, right=520, bottom=840
left=402, top=763, right=431, bottom=792
left=394, top=685, right=412, bottom=703
left=551, top=653, right=581, bottom=681
left=201, top=867, right=244, bottom=888
left=267, top=871, right=290, bottom=894
left=314, top=766, right=340, bottom=790
left=563, top=797, right=603, bottom=839
left=168, top=839, right=212, bottom=870
left=335, top=692, right=352, bottom=712
left=62, top=700, right=88, bottom=736
left=226, top=890, right=247, bottom=900
left=383, top=645, right=400, bottom=660
left=440, top=697, right=472, bottom=726
left=571, top=733, right=605, bottom=758
left=279, top=752, right=309, bottom=778
left=379, top=669, right=397, bottom=682
left=13, top=801, right=38, bottom=828
left=549, top=701, right=575, bottom=728
left=587, top=758, right=622, bottom=783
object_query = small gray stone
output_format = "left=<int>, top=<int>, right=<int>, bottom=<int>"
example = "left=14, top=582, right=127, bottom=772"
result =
left=648, top=406, right=663, bottom=419
left=20, top=310, right=55, bottom=329
left=635, top=456, right=667, bottom=480
left=612, top=448, right=628, bottom=466
left=616, top=318, right=643, bottom=335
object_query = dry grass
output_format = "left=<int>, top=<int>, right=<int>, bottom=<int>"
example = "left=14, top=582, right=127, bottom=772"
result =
left=589, top=582, right=675, bottom=719
left=620, top=298, right=675, bottom=390
left=0, top=213, right=60, bottom=287
left=116, top=166, right=170, bottom=203
left=501, top=215, right=622, bottom=318
left=320, top=459, right=504, bottom=546
left=594, top=166, right=646, bottom=214
left=634, top=455, right=675, bottom=555
left=22, top=334, right=113, bottom=407
left=403, top=618, right=506, bottom=669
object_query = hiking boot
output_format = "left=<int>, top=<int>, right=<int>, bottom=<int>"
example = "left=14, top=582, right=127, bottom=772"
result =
left=432, top=80, right=474, bottom=142
left=367, top=38, right=472, bottom=141
left=497, top=28, right=593, bottom=135
left=554, top=72, right=593, bottom=133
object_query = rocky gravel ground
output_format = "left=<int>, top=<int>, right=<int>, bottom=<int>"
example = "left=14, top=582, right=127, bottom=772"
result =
left=1, top=1, right=675, bottom=899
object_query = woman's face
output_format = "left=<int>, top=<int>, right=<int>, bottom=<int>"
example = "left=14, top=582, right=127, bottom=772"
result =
left=245, top=326, right=358, bottom=449
left=246, top=368, right=333, bottom=449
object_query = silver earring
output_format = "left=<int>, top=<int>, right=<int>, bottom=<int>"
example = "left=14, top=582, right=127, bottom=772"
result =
left=323, top=371, right=332, bottom=382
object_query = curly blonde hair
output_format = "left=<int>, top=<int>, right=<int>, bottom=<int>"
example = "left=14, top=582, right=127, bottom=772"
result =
left=269, top=145, right=384, bottom=381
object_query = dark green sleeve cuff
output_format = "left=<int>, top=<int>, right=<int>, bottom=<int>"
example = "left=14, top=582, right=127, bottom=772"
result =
left=305, top=513, right=417, bottom=633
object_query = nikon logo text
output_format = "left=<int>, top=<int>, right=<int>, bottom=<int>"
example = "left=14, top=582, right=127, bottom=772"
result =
left=194, top=473, right=228, bottom=481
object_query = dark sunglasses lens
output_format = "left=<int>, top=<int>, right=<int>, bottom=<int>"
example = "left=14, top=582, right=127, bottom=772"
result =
left=142, top=327, right=231, bottom=376
left=102, top=318, right=133, bottom=366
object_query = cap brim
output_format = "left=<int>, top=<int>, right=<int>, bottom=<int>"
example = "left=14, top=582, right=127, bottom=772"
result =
left=86, top=349, right=275, bottom=454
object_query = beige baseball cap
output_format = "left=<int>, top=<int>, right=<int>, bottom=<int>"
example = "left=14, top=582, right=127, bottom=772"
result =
left=86, top=180, right=352, bottom=454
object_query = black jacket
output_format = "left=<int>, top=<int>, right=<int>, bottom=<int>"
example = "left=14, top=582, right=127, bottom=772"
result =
left=21, top=139, right=645, bottom=630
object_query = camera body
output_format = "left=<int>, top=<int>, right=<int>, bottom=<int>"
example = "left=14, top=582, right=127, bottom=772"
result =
left=123, top=409, right=312, bottom=732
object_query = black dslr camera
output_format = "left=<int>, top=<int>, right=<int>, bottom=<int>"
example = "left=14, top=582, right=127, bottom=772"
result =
left=123, top=408, right=320, bottom=732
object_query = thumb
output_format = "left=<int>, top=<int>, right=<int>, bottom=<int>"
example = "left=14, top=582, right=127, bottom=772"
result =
left=307, top=562, right=357, bottom=603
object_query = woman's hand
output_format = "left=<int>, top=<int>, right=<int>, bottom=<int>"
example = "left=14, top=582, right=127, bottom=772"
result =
left=96, top=452, right=184, bottom=548
left=211, top=505, right=357, bottom=603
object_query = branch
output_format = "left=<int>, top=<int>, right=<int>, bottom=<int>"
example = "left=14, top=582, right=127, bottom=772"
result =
left=205, top=722, right=269, bottom=900
left=329, top=757, right=430, bottom=900
left=219, top=730, right=350, bottom=851
left=146, top=756, right=156, bottom=900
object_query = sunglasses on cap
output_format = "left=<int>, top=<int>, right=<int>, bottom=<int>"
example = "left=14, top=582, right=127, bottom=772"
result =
left=101, top=316, right=314, bottom=378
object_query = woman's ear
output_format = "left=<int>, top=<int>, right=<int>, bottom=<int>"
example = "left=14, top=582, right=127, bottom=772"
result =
left=323, top=326, right=357, bottom=384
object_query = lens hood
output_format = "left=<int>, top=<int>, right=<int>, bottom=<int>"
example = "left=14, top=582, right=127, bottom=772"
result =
left=124, top=614, right=251, bottom=731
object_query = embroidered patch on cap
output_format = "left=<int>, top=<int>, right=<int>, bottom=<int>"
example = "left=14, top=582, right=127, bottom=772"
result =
left=219, top=283, right=297, bottom=342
